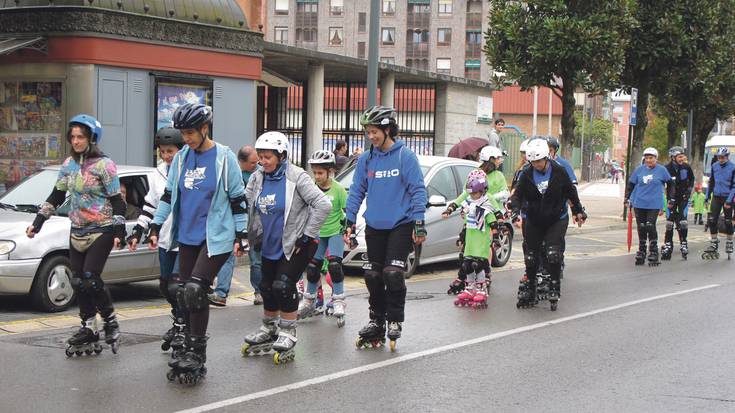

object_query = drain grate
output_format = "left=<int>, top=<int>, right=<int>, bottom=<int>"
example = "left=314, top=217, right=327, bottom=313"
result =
left=7, top=331, right=160, bottom=349
left=405, top=293, right=434, bottom=300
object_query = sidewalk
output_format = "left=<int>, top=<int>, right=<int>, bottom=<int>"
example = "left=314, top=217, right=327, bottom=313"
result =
left=570, top=179, right=627, bottom=235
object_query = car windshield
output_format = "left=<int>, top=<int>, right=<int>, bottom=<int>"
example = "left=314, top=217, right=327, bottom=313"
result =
left=0, top=169, right=61, bottom=212
left=336, top=164, right=431, bottom=190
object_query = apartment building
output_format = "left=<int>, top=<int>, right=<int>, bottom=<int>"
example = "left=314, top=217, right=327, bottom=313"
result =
left=266, top=0, right=492, bottom=81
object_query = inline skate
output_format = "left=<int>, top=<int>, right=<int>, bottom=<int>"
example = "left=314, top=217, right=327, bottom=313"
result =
left=680, top=240, right=688, bottom=260
left=635, top=243, right=646, bottom=265
left=726, top=239, right=733, bottom=260
left=516, top=275, right=537, bottom=309
left=447, top=278, right=466, bottom=295
left=102, top=313, right=120, bottom=354
left=386, top=321, right=402, bottom=352
left=272, top=321, right=297, bottom=365
left=65, top=318, right=103, bottom=357
left=242, top=318, right=278, bottom=356
left=325, top=294, right=346, bottom=328
left=647, top=242, right=660, bottom=267
left=548, top=280, right=560, bottom=312
left=167, top=336, right=207, bottom=385
left=356, top=317, right=386, bottom=349
left=660, top=241, right=673, bottom=261
left=702, top=239, right=720, bottom=260
left=472, top=282, right=488, bottom=309
left=454, top=285, right=475, bottom=307
left=297, top=292, right=324, bottom=320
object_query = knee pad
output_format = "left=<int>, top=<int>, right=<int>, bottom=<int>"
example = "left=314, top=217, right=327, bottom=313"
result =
left=678, top=220, right=688, bottom=231
left=182, top=277, right=209, bottom=312
left=524, top=250, right=538, bottom=270
left=79, top=272, right=105, bottom=293
left=272, top=274, right=296, bottom=301
left=167, top=280, right=183, bottom=303
left=70, top=272, right=82, bottom=292
left=363, top=262, right=383, bottom=289
left=645, top=221, right=656, bottom=232
left=546, top=245, right=563, bottom=264
left=665, top=221, right=674, bottom=231
left=461, top=258, right=480, bottom=275
left=382, top=266, right=406, bottom=292
left=305, top=258, right=322, bottom=284
left=327, top=256, right=344, bottom=283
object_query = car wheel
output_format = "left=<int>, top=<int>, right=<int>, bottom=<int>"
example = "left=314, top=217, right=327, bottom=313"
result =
left=491, top=226, right=512, bottom=268
left=31, top=255, right=75, bottom=312
left=405, top=244, right=421, bottom=279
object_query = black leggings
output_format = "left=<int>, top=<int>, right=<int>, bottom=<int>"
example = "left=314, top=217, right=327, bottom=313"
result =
left=364, top=223, right=414, bottom=322
left=708, top=196, right=733, bottom=235
left=260, top=243, right=317, bottom=313
left=178, top=243, right=231, bottom=336
left=634, top=208, right=660, bottom=249
left=523, top=218, right=568, bottom=288
left=665, top=199, right=689, bottom=244
left=69, top=232, right=115, bottom=320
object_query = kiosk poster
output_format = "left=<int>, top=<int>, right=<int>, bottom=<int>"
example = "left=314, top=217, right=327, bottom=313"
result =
left=156, top=82, right=212, bottom=131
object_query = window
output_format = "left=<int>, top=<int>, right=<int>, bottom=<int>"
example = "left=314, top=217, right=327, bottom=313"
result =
left=274, top=27, right=288, bottom=44
left=466, top=31, right=483, bottom=45
left=330, top=0, right=343, bottom=16
left=275, top=0, right=289, bottom=15
left=358, top=42, right=366, bottom=59
left=380, top=56, right=395, bottom=64
left=438, top=28, right=451, bottom=46
left=454, top=165, right=476, bottom=185
left=436, top=58, right=451, bottom=74
left=465, top=66, right=481, bottom=80
left=438, top=0, right=452, bottom=15
left=381, top=27, right=395, bottom=45
left=411, top=30, right=429, bottom=44
left=427, top=167, right=458, bottom=200
left=382, top=0, right=395, bottom=15
left=358, top=12, right=366, bottom=33
left=329, top=27, right=344, bottom=46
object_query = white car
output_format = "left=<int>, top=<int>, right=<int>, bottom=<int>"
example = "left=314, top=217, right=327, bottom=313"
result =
left=337, top=155, right=514, bottom=277
left=0, top=166, right=161, bottom=312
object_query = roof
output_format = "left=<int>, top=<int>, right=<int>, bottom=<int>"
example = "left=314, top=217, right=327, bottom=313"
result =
left=705, top=135, right=735, bottom=147
left=0, top=0, right=249, bottom=29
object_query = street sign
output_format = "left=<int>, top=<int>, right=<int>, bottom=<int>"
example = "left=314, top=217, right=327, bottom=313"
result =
left=630, top=88, right=638, bottom=126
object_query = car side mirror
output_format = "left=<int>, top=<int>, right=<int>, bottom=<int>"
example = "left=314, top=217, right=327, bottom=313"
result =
left=427, top=195, right=447, bottom=207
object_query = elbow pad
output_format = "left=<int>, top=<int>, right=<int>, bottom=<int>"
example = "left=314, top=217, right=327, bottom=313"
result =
left=109, top=194, right=126, bottom=217
left=230, top=194, right=247, bottom=215
left=45, top=187, right=66, bottom=208
left=160, top=189, right=172, bottom=205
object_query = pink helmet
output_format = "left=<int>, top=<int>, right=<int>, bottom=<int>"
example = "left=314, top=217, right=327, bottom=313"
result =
left=466, top=169, right=488, bottom=193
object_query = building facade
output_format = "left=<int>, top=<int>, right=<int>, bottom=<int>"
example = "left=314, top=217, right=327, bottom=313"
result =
left=265, top=0, right=492, bottom=81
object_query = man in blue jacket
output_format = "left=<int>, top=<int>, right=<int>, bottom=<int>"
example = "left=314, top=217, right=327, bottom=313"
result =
left=344, top=105, right=427, bottom=350
left=703, top=147, right=735, bottom=259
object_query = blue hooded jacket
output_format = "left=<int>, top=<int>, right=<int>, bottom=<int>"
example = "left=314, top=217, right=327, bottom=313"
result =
left=707, top=160, right=735, bottom=201
left=346, top=140, right=427, bottom=230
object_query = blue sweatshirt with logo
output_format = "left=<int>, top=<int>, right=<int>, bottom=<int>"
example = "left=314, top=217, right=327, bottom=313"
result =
left=346, top=140, right=427, bottom=230
left=707, top=160, right=735, bottom=201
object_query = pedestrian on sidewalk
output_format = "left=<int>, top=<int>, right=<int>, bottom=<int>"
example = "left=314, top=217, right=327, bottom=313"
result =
left=27, top=114, right=124, bottom=355
left=241, top=132, right=331, bottom=363
left=691, top=184, right=706, bottom=225
left=209, top=145, right=263, bottom=306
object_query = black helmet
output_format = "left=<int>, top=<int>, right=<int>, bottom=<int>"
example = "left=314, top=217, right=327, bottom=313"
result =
left=668, top=146, right=684, bottom=158
left=173, top=103, right=212, bottom=130
left=155, top=127, right=184, bottom=149
left=546, top=136, right=560, bottom=151
left=360, top=105, right=398, bottom=128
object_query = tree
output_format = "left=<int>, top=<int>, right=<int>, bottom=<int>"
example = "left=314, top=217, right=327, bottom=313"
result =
left=642, top=113, right=671, bottom=158
left=484, top=0, right=633, bottom=157
left=574, top=111, right=614, bottom=154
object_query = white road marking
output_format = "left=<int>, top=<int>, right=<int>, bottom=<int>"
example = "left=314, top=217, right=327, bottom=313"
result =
left=175, top=284, right=720, bottom=413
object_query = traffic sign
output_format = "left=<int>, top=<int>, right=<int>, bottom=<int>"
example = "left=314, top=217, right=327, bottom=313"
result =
left=630, top=88, right=638, bottom=126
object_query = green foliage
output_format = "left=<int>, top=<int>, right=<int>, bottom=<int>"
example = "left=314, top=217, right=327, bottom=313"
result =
left=573, top=111, right=614, bottom=153
left=642, top=115, right=670, bottom=157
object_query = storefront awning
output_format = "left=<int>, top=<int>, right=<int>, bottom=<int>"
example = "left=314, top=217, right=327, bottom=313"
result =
left=0, top=36, right=46, bottom=55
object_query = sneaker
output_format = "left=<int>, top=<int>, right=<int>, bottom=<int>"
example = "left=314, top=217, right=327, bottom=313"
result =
left=207, top=293, right=227, bottom=307
left=253, top=293, right=263, bottom=305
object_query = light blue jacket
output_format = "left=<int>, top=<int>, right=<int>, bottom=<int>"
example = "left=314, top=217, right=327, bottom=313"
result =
left=152, top=142, right=247, bottom=256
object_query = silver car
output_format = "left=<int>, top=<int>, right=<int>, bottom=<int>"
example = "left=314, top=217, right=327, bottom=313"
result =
left=337, top=155, right=514, bottom=277
left=0, top=165, right=161, bottom=312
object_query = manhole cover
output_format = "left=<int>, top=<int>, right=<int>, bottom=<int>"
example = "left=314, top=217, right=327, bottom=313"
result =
left=406, top=293, right=434, bottom=300
left=8, top=331, right=160, bottom=349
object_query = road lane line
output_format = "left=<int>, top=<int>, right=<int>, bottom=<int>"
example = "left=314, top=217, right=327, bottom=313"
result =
left=175, top=283, right=720, bottom=413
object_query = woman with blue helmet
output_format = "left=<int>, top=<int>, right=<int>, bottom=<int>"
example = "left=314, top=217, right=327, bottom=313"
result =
left=26, top=114, right=126, bottom=356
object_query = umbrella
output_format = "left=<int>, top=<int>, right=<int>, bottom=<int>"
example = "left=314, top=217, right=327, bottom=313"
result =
left=447, top=137, right=489, bottom=160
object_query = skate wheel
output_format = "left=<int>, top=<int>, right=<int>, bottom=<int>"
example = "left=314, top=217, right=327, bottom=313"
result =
left=337, top=317, right=345, bottom=328
left=65, top=348, right=74, bottom=357
left=75, top=351, right=83, bottom=356
left=161, top=341, right=170, bottom=351
left=110, top=342, right=119, bottom=354
left=241, top=343, right=250, bottom=357
left=550, top=302, right=558, bottom=311
left=94, top=347, right=103, bottom=355
left=389, top=340, right=396, bottom=352
left=274, top=352, right=281, bottom=365
left=84, top=349, right=92, bottom=355
left=166, top=370, right=176, bottom=382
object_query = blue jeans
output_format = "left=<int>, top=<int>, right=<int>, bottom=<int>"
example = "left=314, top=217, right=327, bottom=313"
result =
left=212, top=253, right=235, bottom=298
left=307, top=234, right=345, bottom=295
left=249, top=247, right=262, bottom=294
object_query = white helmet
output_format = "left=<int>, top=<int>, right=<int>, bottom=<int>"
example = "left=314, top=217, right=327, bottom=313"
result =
left=479, top=145, right=503, bottom=162
left=255, top=131, right=289, bottom=154
left=308, top=149, right=336, bottom=166
left=643, top=147, right=658, bottom=158
left=526, top=138, right=550, bottom=162
left=519, top=139, right=530, bottom=153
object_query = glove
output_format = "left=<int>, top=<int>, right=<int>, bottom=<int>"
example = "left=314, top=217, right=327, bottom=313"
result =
left=344, top=220, right=356, bottom=234
left=493, top=210, right=504, bottom=220
left=126, top=224, right=144, bottom=246
left=442, top=202, right=458, bottom=216
left=147, top=222, right=161, bottom=240
left=414, top=220, right=427, bottom=238
left=235, top=230, right=248, bottom=251
left=113, top=223, right=126, bottom=243
left=295, top=234, right=318, bottom=250
left=31, top=214, right=47, bottom=234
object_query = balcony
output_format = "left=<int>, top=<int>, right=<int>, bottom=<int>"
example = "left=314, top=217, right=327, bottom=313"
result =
left=407, top=12, right=430, bottom=29
left=466, top=12, right=482, bottom=30
left=406, top=42, right=429, bottom=59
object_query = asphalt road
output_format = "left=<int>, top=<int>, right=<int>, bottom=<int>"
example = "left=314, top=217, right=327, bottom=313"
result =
left=1, top=233, right=734, bottom=413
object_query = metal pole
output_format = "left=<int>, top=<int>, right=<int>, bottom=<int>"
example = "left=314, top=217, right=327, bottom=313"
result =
left=366, top=0, right=380, bottom=148
left=580, top=95, right=586, bottom=172
left=686, top=108, right=694, bottom=159
left=548, top=87, right=553, bottom=135
left=623, top=124, right=634, bottom=220
left=532, top=86, right=538, bottom=136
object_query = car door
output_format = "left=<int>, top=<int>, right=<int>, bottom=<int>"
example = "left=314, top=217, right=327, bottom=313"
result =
left=104, top=172, right=159, bottom=282
left=422, top=164, right=460, bottom=261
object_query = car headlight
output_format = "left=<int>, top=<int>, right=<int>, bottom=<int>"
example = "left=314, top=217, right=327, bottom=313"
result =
left=0, top=240, right=16, bottom=255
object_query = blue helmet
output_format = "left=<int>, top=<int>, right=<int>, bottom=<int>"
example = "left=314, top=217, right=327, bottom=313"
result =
left=716, top=147, right=730, bottom=157
left=68, top=114, right=102, bottom=144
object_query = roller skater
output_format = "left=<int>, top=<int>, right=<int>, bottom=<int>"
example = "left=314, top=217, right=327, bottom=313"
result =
left=345, top=106, right=427, bottom=352
left=243, top=132, right=331, bottom=364
left=149, top=103, right=248, bottom=381
left=65, top=318, right=103, bottom=357
left=702, top=147, right=735, bottom=260
left=127, top=127, right=185, bottom=355
left=297, top=150, right=349, bottom=327
left=662, top=146, right=694, bottom=260
left=509, top=139, right=586, bottom=311
left=625, top=147, right=673, bottom=267
left=26, top=114, right=126, bottom=357
left=356, top=316, right=386, bottom=348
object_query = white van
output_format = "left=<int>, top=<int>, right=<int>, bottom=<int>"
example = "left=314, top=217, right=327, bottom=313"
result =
left=703, top=135, right=735, bottom=189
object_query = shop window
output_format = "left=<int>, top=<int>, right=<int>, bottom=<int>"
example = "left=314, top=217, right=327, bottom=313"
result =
left=0, top=81, right=64, bottom=194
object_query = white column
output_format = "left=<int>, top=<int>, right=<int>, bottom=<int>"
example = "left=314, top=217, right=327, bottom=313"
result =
left=306, top=63, right=325, bottom=161
left=380, top=72, right=395, bottom=107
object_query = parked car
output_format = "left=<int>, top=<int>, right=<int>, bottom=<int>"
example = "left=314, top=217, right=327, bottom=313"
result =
left=0, top=165, right=161, bottom=312
left=336, top=155, right=514, bottom=277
